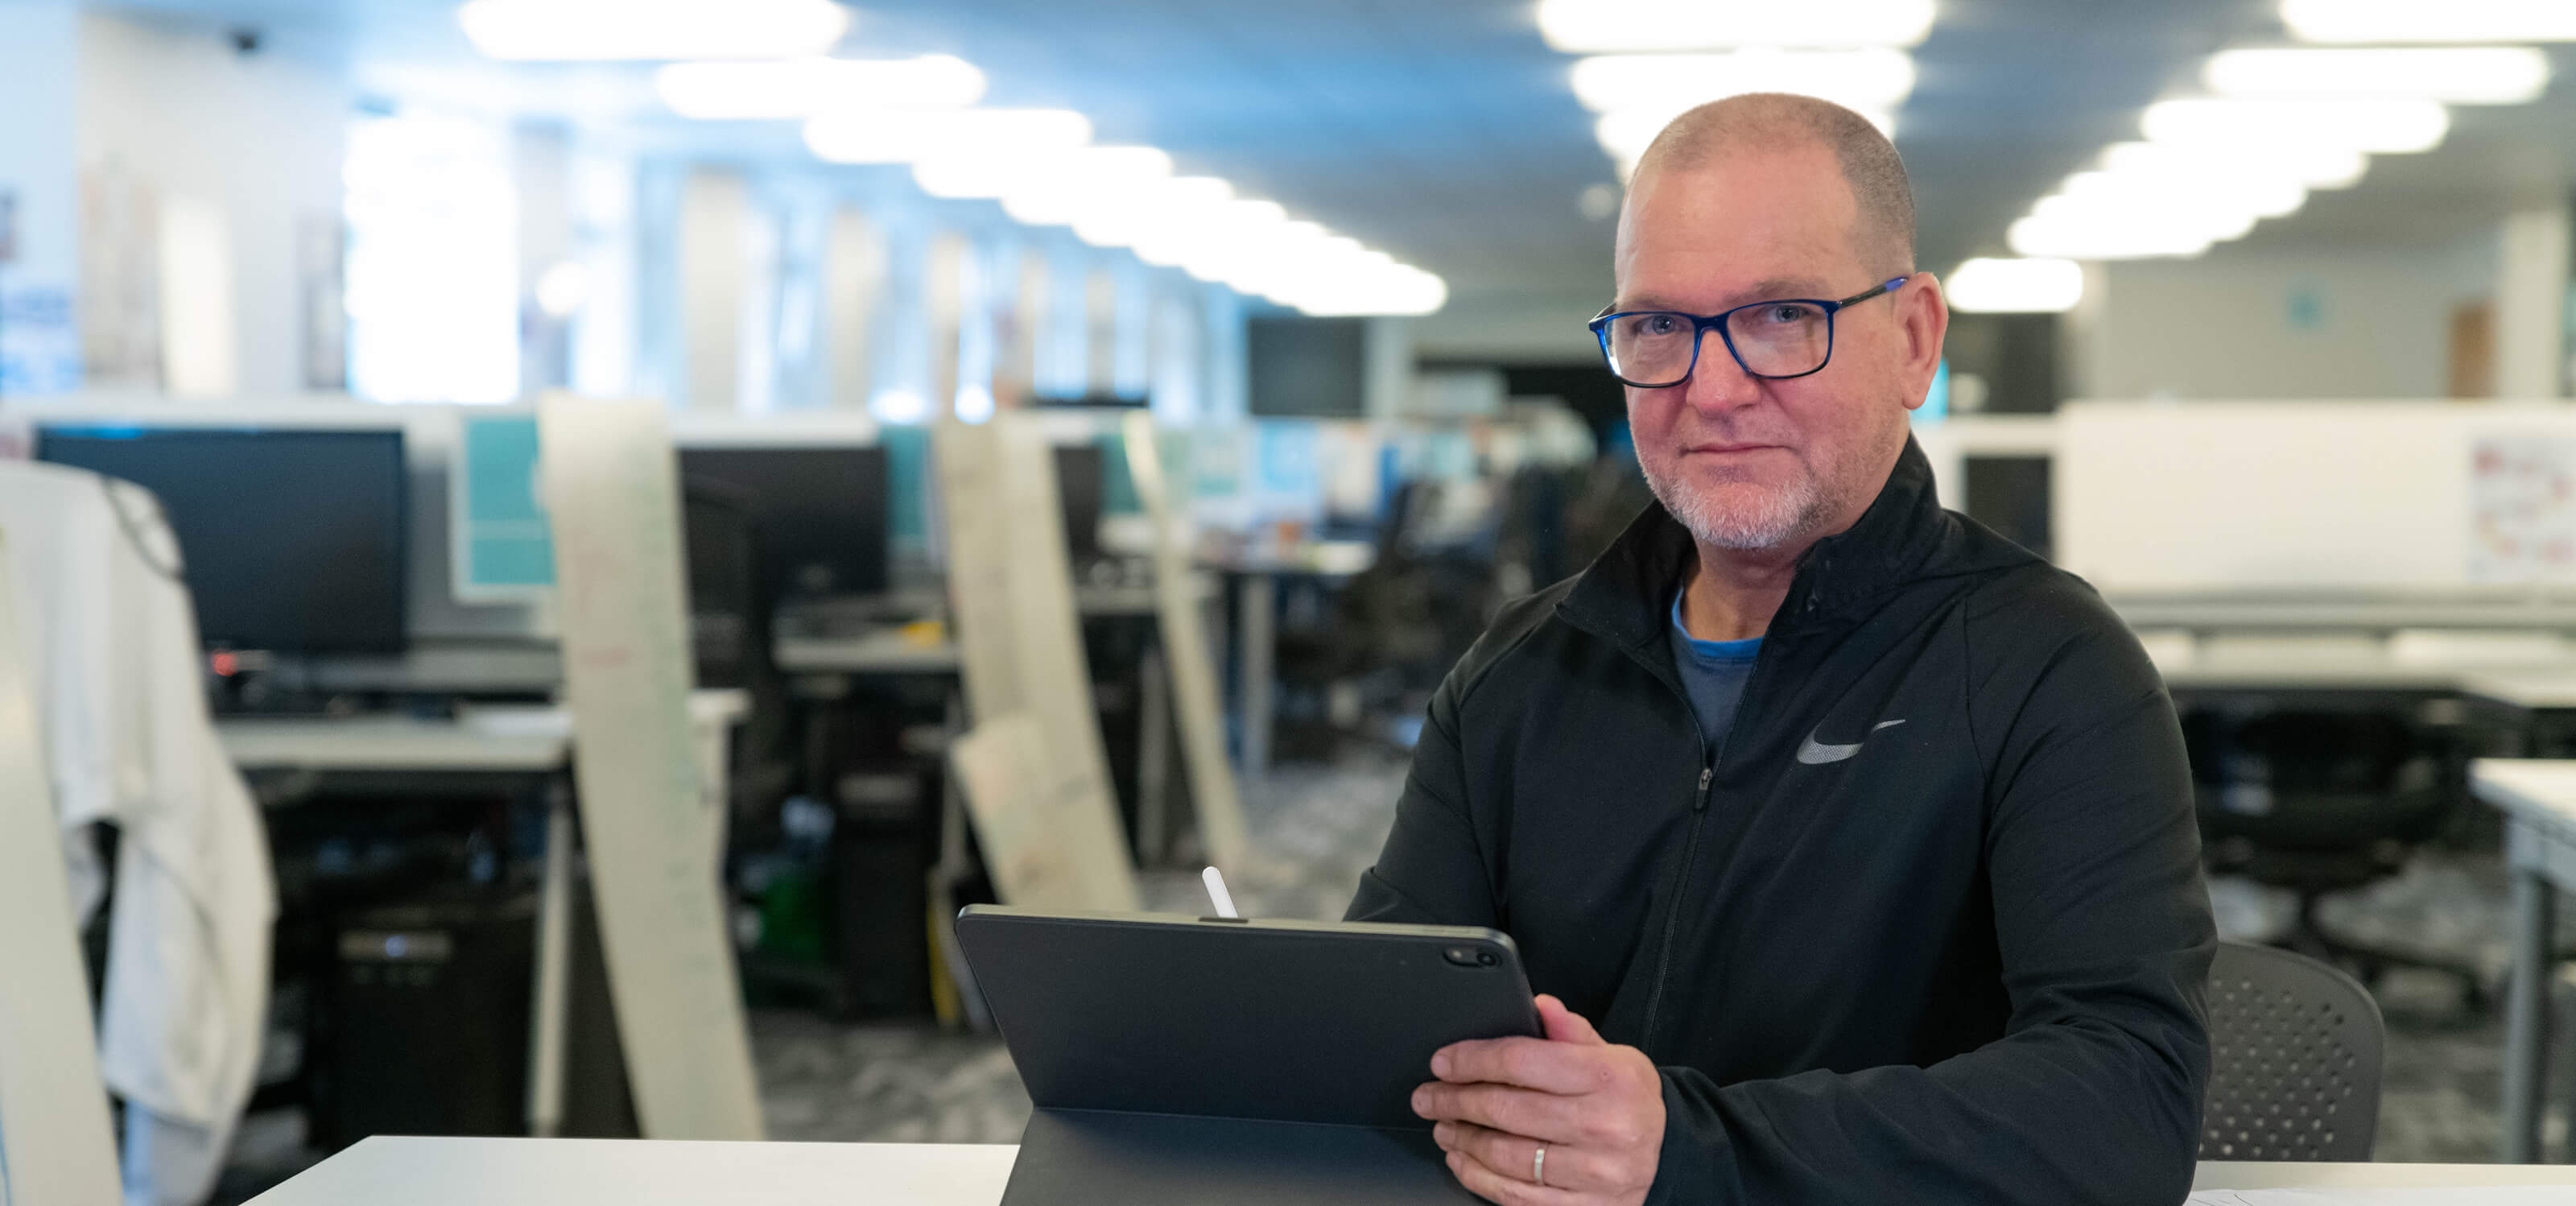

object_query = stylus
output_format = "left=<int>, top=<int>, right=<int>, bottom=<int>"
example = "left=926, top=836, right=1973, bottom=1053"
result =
left=1202, top=866, right=1240, bottom=919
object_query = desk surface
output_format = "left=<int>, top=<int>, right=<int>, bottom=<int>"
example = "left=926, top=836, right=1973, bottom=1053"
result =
left=248, top=1137, right=2576, bottom=1204
left=217, top=689, right=749, bottom=773
left=2145, top=637, right=2576, bottom=696
left=2473, top=758, right=2576, bottom=833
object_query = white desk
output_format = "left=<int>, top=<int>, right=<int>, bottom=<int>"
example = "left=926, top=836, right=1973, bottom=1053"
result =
left=2470, top=758, right=2576, bottom=1163
left=247, top=1137, right=2576, bottom=1204
left=1205, top=543, right=1376, bottom=778
left=774, top=630, right=963, bottom=675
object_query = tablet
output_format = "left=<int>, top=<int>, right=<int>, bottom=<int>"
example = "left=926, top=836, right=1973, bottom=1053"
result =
left=955, top=906, right=1542, bottom=1130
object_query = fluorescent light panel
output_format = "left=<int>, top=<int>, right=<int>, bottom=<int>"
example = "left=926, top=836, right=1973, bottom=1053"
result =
left=1569, top=47, right=1918, bottom=113
left=2140, top=97, right=2450, bottom=155
left=1946, top=258, right=2083, bottom=313
left=460, top=0, right=851, bottom=61
left=2204, top=47, right=2549, bottom=105
left=1537, top=0, right=1934, bottom=52
left=2281, top=0, right=2576, bottom=43
left=656, top=55, right=985, bottom=119
left=805, top=108, right=1092, bottom=164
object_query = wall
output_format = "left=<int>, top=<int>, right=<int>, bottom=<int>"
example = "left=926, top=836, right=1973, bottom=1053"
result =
left=0, top=0, right=83, bottom=395
left=2076, top=235, right=2496, bottom=401
left=76, top=10, right=351, bottom=399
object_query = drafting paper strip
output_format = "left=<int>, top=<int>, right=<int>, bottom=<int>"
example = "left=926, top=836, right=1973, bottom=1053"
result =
left=935, top=416, right=1138, bottom=910
left=0, top=535, right=122, bottom=1206
left=538, top=392, right=762, bottom=1140
left=1122, top=411, right=1249, bottom=872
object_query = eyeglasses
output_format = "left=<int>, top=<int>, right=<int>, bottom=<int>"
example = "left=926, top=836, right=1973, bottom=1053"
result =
left=1587, top=276, right=1909, bottom=388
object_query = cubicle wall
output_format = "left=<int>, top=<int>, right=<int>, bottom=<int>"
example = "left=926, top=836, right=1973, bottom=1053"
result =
left=2052, top=401, right=2576, bottom=594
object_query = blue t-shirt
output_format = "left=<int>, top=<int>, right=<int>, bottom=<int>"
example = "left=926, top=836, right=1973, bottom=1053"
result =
left=1669, top=590, right=1762, bottom=753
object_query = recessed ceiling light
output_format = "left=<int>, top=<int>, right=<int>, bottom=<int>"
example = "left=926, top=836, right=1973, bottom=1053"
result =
left=2140, top=97, right=2450, bottom=155
left=1946, top=258, right=2084, bottom=312
left=2281, top=0, right=2576, bottom=44
left=1537, top=0, right=1934, bottom=52
left=459, top=0, right=851, bottom=61
left=1569, top=47, right=1918, bottom=114
left=2205, top=47, right=2549, bottom=105
left=655, top=56, right=985, bottom=120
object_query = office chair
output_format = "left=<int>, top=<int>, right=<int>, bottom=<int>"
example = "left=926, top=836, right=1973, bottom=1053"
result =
left=2188, top=708, right=2484, bottom=1010
left=2200, top=940, right=2384, bottom=1162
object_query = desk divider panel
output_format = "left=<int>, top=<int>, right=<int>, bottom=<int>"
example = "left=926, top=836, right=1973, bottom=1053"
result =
left=0, top=534, right=122, bottom=1206
left=537, top=392, right=762, bottom=1140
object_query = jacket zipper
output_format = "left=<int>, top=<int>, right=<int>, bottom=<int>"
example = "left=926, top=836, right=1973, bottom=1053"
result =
left=1637, top=670, right=1728, bottom=1047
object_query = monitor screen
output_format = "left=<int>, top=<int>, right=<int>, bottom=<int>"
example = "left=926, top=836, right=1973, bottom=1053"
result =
left=677, top=445, right=890, bottom=600
left=1053, top=444, right=1104, bottom=564
left=1248, top=316, right=1368, bottom=418
left=38, top=427, right=410, bottom=654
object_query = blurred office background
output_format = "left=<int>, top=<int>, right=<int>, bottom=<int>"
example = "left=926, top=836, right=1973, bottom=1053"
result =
left=4, top=1, right=2576, bottom=1202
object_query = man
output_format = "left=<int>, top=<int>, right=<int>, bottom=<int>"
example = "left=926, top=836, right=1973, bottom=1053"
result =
left=1352, top=93, right=2214, bottom=1205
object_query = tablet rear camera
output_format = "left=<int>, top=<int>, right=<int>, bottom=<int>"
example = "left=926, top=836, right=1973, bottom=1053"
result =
left=1445, top=946, right=1496, bottom=968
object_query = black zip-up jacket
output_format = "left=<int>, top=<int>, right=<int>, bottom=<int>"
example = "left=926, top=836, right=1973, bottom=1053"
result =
left=1349, top=437, right=2214, bottom=1205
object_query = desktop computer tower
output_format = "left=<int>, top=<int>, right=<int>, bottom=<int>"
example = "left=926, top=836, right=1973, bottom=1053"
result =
left=314, top=879, right=635, bottom=1149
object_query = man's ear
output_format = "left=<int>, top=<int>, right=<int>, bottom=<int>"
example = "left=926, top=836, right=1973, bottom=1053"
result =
left=1896, top=273, right=1951, bottom=413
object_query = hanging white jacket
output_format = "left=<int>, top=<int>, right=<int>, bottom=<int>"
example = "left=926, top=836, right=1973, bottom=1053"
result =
left=0, top=461, right=276, bottom=1206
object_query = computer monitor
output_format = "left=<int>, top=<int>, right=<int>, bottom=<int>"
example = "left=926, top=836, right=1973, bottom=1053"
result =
left=676, top=445, right=890, bottom=601
left=1249, top=316, right=1368, bottom=418
left=1053, top=444, right=1105, bottom=565
left=37, top=426, right=411, bottom=654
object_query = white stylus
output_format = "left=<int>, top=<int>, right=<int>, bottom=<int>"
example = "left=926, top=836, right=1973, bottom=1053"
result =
left=1202, top=865, right=1240, bottom=919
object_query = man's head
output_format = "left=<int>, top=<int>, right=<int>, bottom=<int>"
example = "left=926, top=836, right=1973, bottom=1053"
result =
left=1612, top=93, right=1946, bottom=554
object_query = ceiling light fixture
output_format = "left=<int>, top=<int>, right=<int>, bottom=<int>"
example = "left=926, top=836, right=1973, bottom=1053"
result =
left=655, top=55, right=985, bottom=120
left=2140, top=97, right=2450, bottom=155
left=2281, top=0, right=2576, bottom=44
left=459, top=0, right=851, bottom=61
left=804, top=108, right=1092, bottom=164
left=1536, top=0, right=1935, bottom=52
left=1594, top=105, right=1895, bottom=176
left=2006, top=213, right=2215, bottom=261
left=1568, top=47, right=1918, bottom=113
left=2204, top=47, right=2549, bottom=105
left=2098, top=140, right=2368, bottom=191
left=1945, top=258, right=2084, bottom=312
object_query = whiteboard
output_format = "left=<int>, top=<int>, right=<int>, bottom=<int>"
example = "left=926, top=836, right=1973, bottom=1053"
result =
left=2054, top=401, right=2576, bottom=593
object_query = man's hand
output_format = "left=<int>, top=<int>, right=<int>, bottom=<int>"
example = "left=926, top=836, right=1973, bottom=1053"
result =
left=1411, top=994, right=1664, bottom=1206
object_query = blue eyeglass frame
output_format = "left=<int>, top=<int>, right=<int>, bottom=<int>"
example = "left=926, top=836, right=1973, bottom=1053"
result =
left=1587, top=275, right=1910, bottom=387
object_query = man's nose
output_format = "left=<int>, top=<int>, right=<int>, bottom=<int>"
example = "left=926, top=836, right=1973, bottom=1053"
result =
left=1681, top=328, right=1763, bottom=414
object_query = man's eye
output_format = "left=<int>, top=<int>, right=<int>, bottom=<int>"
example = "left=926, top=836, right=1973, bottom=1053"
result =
left=1637, top=314, right=1682, bottom=337
left=1761, top=304, right=1818, bottom=324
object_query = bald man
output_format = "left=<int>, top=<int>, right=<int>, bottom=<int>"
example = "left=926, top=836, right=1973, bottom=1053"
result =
left=1353, top=94, right=2213, bottom=1205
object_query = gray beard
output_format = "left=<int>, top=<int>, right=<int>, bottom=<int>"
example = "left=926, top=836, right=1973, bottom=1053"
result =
left=1642, top=461, right=1827, bottom=551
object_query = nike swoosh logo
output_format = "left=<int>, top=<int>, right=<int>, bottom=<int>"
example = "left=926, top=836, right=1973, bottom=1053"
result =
left=1796, top=719, right=1907, bottom=765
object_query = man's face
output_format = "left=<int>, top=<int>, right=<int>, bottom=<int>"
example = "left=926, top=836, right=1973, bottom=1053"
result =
left=1612, top=143, right=1943, bottom=552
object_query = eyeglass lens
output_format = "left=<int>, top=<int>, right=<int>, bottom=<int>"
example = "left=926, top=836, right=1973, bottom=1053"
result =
left=1605, top=302, right=1832, bottom=384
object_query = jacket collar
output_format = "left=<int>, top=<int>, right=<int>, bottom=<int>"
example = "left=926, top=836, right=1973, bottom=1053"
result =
left=1558, top=434, right=1955, bottom=651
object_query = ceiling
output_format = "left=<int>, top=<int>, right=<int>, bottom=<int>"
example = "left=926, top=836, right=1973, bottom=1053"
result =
left=94, top=0, right=2576, bottom=341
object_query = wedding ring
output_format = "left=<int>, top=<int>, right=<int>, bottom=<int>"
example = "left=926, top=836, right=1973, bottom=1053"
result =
left=1533, top=1144, right=1547, bottom=1187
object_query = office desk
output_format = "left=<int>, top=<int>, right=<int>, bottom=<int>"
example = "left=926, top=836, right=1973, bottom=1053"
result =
left=249, top=1136, right=2576, bottom=1204
left=2471, top=758, right=2576, bottom=1163
left=1204, top=543, right=1376, bottom=778
left=774, top=630, right=962, bottom=675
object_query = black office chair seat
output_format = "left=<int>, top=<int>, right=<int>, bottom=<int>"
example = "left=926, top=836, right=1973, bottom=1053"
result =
left=2189, top=711, right=2483, bottom=1010
left=2201, top=940, right=2384, bottom=1163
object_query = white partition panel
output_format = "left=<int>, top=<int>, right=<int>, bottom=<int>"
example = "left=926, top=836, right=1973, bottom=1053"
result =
left=0, top=536, right=122, bottom=1206
left=2054, top=401, right=2576, bottom=592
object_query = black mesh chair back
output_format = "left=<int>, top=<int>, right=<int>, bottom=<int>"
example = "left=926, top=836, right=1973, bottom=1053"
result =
left=2200, top=940, right=2384, bottom=1162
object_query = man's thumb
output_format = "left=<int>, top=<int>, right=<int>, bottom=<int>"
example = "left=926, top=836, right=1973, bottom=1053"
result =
left=1536, top=994, right=1606, bottom=1045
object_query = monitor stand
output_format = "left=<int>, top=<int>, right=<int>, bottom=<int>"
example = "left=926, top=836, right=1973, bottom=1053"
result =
left=1004, top=1107, right=1479, bottom=1206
